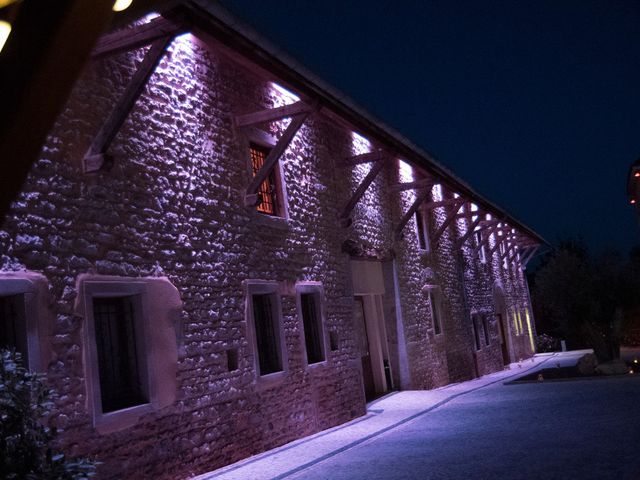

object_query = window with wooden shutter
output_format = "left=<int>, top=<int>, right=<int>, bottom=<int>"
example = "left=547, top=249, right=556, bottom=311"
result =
left=300, top=293, right=325, bottom=364
left=92, top=296, right=146, bottom=413
left=252, top=293, right=282, bottom=375
left=249, top=143, right=280, bottom=216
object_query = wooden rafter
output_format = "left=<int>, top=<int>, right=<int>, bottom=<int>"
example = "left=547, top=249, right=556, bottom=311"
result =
left=470, top=229, right=493, bottom=256
left=454, top=209, right=486, bottom=219
left=343, top=150, right=389, bottom=166
left=432, top=199, right=466, bottom=245
left=394, top=188, right=432, bottom=238
left=83, top=35, right=175, bottom=173
left=234, top=101, right=313, bottom=127
left=489, top=235, right=511, bottom=256
left=456, top=216, right=482, bottom=247
left=521, top=246, right=539, bottom=267
left=421, top=197, right=462, bottom=212
left=245, top=111, right=312, bottom=204
left=92, top=15, right=187, bottom=59
left=388, top=178, right=434, bottom=193
left=339, top=155, right=389, bottom=220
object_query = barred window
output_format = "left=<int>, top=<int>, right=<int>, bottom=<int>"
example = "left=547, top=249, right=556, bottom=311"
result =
left=92, top=296, right=147, bottom=413
left=0, top=295, right=28, bottom=365
left=252, top=293, right=283, bottom=375
left=250, top=143, right=279, bottom=216
left=300, top=292, right=325, bottom=365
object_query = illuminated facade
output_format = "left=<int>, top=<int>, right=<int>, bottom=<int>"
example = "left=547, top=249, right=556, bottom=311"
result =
left=0, top=3, right=543, bottom=479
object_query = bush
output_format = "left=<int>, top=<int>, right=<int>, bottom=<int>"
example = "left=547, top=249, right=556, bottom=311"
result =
left=0, top=349, right=96, bottom=479
left=535, top=334, right=560, bottom=353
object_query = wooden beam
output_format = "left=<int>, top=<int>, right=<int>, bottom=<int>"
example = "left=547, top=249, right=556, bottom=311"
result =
left=422, top=197, right=462, bottom=212
left=471, top=229, right=492, bottom=256
left=83, top=35, right=174, bottom=172
left=394, top=189, right=432, bottom=238
left=343, top=150, right=389, bottom=166
left=454, top=209, right=486, bottom=219
left=234, top=100, right=313, bottom=127
left=339, top=155, right=389, bottom=220
left=456, top=217, right=482, bottom=247
left=521, top=246, right=539, bottom=267
left=388, top=178, right=434, bottom=193
left=245, top=111, right=311, bottom=201
left=432, top=199, right=466, bottom=245
left=489, top=235, right=511, bottom=257
left=92, top=15, right=186, bottom=59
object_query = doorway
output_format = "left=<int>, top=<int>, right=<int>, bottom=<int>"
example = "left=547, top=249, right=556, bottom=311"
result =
left=351, top=260, right=393, bottom=401
left=493, top=285, right=511, bottom=366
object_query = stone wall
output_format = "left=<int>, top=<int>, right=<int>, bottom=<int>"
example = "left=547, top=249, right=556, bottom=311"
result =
left=0, top=24, right=537, bottom=479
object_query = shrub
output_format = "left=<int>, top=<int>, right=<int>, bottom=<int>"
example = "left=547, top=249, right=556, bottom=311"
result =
left=0, top=349, right=96, bottom=479
left=535, top=333, right=560, bottom=353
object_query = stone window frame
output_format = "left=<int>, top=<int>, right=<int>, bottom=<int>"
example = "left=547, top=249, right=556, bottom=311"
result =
left=0, top=272, right=51, bottom=372
left=243, top=128, right=290, bottom=223
left=295, top=282, right=329, bottom=369
left=244, top=280, right=288, bottom=387
left=77, top=275, right=181, bottom=434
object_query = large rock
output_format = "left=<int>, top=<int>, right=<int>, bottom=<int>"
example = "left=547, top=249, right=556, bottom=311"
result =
left=596, top=359, right=629, bottom=375
left=576, top=353, right=598, bottom=376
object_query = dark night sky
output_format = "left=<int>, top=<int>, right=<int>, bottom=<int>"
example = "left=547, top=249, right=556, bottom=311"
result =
left=222, top=0, right=640, bottom=253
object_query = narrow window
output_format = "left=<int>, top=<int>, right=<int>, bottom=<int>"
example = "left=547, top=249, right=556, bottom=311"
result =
left=415, top=209, right=430, bottom=251
left=0, top=295, right=28, bottom=365
left=482, top=314, right=491, bottom=346
left=428, top=290, right=442, bottom=335
left=92, top=296, right=146, bottom=413
left=300, top=293, right=325, bottom=364
left=472, top=315, right=481, bottom=351
left=252, top=293, right=282, bottom=375
left=249, top=143, right=279, bottom=216
left=475, top=231, right=486, bottom=263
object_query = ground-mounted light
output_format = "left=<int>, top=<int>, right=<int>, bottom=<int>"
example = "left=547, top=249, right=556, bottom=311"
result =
left=631, top=199, right=637, bottom=205
left=112, top=0, right=133, bottom=12
left=635, top=172, right=640, bottom=178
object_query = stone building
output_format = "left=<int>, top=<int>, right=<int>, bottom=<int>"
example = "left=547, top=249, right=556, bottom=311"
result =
left=0, top=2, right=543, bottom=478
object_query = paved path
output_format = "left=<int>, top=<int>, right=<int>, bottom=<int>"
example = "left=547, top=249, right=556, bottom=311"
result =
left=195, top=350, right=640, bottom=480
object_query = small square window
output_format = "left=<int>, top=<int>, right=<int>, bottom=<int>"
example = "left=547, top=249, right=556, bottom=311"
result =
left=415, top=209, right=430, bottom=252
left=226, top=348, right=239, bottom=372
left=297, top=287, right=326, bottom=366
left=250, top=143, right=281, bottom=216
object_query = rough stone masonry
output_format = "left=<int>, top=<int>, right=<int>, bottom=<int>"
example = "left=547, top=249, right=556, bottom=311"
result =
left=0, top=5, right=540, bottom=479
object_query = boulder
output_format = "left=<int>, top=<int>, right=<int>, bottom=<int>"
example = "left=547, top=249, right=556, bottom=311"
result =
left=595, top=359, right=629, bottom=376
left=576, top=353, right=598, bottom=376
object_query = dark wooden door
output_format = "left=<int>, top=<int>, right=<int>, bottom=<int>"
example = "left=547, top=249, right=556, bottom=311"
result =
left=354, top=296, right=375, bottom=401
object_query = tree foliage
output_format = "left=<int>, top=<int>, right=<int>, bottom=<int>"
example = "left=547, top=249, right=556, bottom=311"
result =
left=531, top=239, right=640, bottom=362
left=0, top=350, right=96, bottom=479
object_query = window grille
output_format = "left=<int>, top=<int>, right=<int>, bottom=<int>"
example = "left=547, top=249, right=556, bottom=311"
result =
left=0, top=295, right=28, bottom=365
left=252, top=293, right=282, bottom=375
left=250, top=143, right=279, bottom=215
left=93, top=296, right=146, bottom=413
